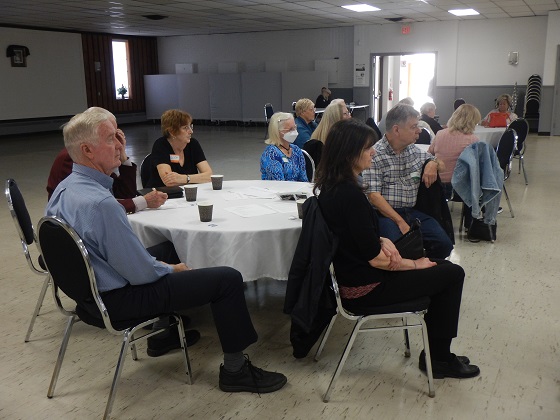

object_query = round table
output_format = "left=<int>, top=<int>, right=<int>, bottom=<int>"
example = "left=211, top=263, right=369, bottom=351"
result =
left=128, top=180, right=313, bottom=281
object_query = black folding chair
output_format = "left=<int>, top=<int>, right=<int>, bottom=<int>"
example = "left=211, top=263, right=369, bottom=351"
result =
left=495, top=128, right=518, bottom=218
left=264, top=103, right=274, bottom=139
left=37, top=216, right=192, bottom=420
left=139, top=153, right=152, bottom=188
left=365, top=117, right=382, bottom=140
left=5, top=178, right=50, bottom=342
left=301, top=149, right=316, bottom=182
left=508, top=118, right=529, bottom=185
left=416, top=127, right=432, bottom=145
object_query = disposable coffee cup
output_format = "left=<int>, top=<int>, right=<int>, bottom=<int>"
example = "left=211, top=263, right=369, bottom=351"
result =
left=211, top=174, right=224, bottom=190
left=296, top=198, right=306, bottom=219
left=184, top=185, right=198, bottom=202
left=198, top=201, right=213, bottom=222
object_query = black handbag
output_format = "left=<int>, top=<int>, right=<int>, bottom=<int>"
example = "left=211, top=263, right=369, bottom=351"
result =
left=467, top=219, right=497, bottom=242
left=137, top=186, right=184, bottom=199
left=394, top=218, right=425, bottom=259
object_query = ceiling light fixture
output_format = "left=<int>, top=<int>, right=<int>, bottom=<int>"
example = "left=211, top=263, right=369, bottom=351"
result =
left=342, top=4, right=381, bottom=12
left=448, top=9, right=479, bottom=16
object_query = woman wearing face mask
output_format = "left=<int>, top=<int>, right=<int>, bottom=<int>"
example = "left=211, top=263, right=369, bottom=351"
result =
left=260, top=112, right=308, bottom=182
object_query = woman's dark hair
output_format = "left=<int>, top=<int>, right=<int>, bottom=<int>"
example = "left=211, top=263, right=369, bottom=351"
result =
left=313, top=119, right=377, bottom=195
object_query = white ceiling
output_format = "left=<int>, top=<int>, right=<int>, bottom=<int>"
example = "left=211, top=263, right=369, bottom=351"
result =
left=1, top=0, right=559, bottom=37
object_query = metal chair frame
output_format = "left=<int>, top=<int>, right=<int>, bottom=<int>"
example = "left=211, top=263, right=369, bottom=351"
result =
left=37, top=216, right=192, bottom=420
left=264, top=103, right=274, bottom=139
left=508, top=118, right=529, bottom=185
left=495, top=128, right=518, bottom=218
left=301, top=149, right=316, bottom=182
left=5, top=179, right=51, bottom=342
left=315, top=264, right=435, bottom=402
left=139, top=153, right=152, bottom=188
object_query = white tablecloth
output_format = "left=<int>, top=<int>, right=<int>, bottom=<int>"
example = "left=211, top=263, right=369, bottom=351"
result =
left=474, top=126, right=504, bottom=148
left=128, top=180, right=313, bottom=281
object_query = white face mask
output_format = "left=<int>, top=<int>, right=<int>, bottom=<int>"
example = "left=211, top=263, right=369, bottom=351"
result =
left=283, top=130, right=298, bottom=143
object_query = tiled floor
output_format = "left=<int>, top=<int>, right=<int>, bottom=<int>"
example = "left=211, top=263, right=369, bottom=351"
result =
left=1, top=124, right=559, bottom=419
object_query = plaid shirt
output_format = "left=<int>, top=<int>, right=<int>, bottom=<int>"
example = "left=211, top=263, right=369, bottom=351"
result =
left=362, top=136, right=435, bottom=209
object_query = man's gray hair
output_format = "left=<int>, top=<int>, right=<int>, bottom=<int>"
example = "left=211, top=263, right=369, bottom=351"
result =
left=420, top=102, right=436, bottom=115
left=63, top=111, right=112, bottom=161
left=385, top=104, right=419, bottom=131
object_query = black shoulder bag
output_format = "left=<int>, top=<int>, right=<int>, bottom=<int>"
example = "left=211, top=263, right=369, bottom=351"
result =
left=393, top=218, right=425, bottom=259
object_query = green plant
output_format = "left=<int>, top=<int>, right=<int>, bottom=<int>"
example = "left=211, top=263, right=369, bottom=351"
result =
left=117, top=84, right=128, bottom=96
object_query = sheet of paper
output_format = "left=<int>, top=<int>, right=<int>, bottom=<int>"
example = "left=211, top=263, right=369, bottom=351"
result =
left=265, top=202, right=298, bottom=214
left=231, top=187, right=277, bottom=199
left=224, top=204, right=277, bottom=218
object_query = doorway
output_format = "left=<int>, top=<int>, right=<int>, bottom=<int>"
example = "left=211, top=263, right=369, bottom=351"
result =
left=370, top=52, right=436, bottom=122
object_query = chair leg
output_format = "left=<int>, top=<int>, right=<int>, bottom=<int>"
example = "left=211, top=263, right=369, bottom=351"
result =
left=175, top=316, right=193, bottom=385
left=402, top=317, right=411, bottom=357
left=314, top=312, right=338, bottom=361
left=520, top=156, right=528, bottom=185
left=48, top=314, right=78, bottom=398
left=417, top=315, right=435, bottom=398
left=25, top=276, right=50, bottom=342
left=103, top=331, right=133, bottom=420
left=503, top=185, right=514, bottom=218
left=459, top=203, right=466, bottom=234
left=323, top=320, right=362, bottom=402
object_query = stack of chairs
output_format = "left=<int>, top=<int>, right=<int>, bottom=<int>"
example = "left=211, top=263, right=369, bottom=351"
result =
left=523, top=74, right=541, bottom=132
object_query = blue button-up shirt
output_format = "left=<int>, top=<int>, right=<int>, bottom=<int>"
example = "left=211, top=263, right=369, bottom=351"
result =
left=46, top=164, right=173, bottom=292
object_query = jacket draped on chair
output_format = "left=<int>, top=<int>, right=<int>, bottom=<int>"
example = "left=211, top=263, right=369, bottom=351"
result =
left=451, top=142, right=503, bottom=225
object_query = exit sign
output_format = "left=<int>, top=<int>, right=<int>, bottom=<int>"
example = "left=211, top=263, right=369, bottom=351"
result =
left=401, top=25, right=411, bottom=35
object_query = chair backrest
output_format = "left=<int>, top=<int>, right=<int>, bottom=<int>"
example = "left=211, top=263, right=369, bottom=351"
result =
left=454, top=98, right=466, bottom=110
left=365, top=117, right=382, bottom=140
left=495, top=128, right=518, bottom=172
left=264, top=103, right=274, bottom=123
left=5, top=178, right=47, bottom=274
left=140, top=153, right=152, bottom=188
left=37, top=216, right=120, bottom=333
left=508, top=118, right=529, bottom=152
left=301, top=149, right=316, bottom=182
left=416, top=127, right=432, bottom=145
left=5, top=178, right=34, bottom=245
left=328, top=264, right=360, bottom=321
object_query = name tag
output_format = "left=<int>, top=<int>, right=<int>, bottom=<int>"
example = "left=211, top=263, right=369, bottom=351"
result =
left=170, top=154, right=180, bottom=163
left=282, top=156, right=289, bottom=163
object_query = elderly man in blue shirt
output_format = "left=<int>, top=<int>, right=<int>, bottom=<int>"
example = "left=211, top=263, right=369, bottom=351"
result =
left=293, top=98, right=317, bottom=148
left=46, top=109, right=287, bottom=394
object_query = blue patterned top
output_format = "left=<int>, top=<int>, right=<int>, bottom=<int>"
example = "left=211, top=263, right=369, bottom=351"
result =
left=260, top=145, right=308, bottom=182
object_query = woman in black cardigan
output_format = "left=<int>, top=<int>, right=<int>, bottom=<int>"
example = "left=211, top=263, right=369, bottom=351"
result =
left=315, top=119, right=479, bottom=379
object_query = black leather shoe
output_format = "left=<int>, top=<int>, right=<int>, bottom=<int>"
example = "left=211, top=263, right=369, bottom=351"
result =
left=420, top=353, right=480, bottom=379
left=147, top=328, right=200, bottom=357
left=219, top=356, right=287, bottom=394
left=419, top=350, right=470, bottom=372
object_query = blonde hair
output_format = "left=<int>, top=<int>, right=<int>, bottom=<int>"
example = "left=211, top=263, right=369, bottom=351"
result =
left=496, top=94, right=512, bottom=108
left=310, top=99, right=346, bottom=144
left=295, top=98, right=314, bottom=117
left=265, top=112, right=294, bottom=146
left=161, top=109, right=192, bottom=138
left=447, top=104, right=481, bottom=135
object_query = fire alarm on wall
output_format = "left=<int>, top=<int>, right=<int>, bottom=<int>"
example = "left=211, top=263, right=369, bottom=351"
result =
left=401, top=25, right=411, bottom=35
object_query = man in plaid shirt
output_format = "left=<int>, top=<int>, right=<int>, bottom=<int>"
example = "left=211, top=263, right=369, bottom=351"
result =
left=362, top=104, right=453, bottom=259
